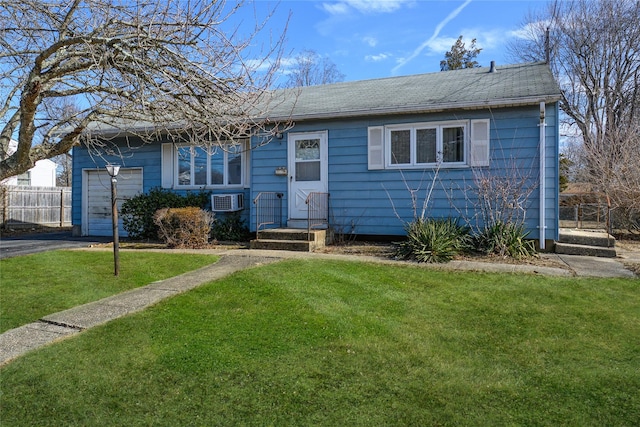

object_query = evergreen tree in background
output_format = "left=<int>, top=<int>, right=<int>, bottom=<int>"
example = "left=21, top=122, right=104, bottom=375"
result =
left=440, top=36, right=482, bottom=71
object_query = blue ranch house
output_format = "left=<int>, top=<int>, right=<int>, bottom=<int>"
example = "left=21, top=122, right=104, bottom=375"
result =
left=72, top=61, right=562, bottom=249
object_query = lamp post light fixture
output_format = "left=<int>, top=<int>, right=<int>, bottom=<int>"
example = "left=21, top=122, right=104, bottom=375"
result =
left=105, top=164, right=120, bottom=276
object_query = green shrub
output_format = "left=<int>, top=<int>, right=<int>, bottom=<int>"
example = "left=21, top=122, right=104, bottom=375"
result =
left=211, top=212, right=250, bottom=242
left=154, top=207, right=213, bottom=248
left=395, top=218, right=471, bottom=263
left=121, top=187, right=210, bottom=240
left=475, top=220, right=536, bottom=259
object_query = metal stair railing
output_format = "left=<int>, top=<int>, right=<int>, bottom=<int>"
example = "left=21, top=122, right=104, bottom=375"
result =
left=253, top=192, right=283, bottom=238
left=306, top=192, right=330, bottom=237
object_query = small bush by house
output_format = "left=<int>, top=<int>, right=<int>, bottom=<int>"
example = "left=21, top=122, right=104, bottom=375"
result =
left=154, top=207, right=213, bottom=248
left=121, top=187, right=210, bottom=240
left=210, top=212, right=250, bottom=242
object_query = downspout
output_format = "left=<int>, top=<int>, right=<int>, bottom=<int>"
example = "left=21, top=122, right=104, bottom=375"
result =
left=539, top=102, right=546, bottom=250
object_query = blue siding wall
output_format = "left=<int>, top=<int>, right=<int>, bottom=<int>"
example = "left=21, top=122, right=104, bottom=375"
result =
left=250, top=134, right=289, bottom=231
left=250, top=104, right=559, bottom=241
left=72, top=137, right=251, bottom=233
left=72, top=137, right=161, bottom=231
left=73, top=103, right=559, bottom=242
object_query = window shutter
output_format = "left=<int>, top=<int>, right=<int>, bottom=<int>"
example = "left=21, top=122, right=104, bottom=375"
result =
left=161, top=143, right=174, bottom=188
left=244, top=139, right=251, bottom=188
left=367, top=126, right=385, bottom=170
left=470, top=119, right=490, bottom=167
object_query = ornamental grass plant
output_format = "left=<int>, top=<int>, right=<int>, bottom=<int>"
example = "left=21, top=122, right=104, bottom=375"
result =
left=475, top=220, right=537, bottom=259
left=394, top=218, right=471, bottom=263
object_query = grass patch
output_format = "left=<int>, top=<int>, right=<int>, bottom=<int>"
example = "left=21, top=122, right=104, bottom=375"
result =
left=1, top=259, right=639, bottom=425
left=0, top=250, right=218, bottom=332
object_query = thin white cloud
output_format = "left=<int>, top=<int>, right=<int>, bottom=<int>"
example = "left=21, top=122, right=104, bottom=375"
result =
left=333, top=48, right=350, bottom=57
left=245, top=58, right=277, bottom=73
left=423, top=36, right=459, bottom=55
left=365, top=52, right=392, bottom=62
left=321, top=2, right=350, bottom=15
left=322, top=0, right=413, bottom=15
left=472, top=29, right=502, bottom=51
left=277, top=57, right=298, bottom=69
left=510, top=20, right=550, bottom=41
left=392, top=0, right=473, bottom=73
left=247, top=55, right=303, bottom=76
left=362, top=36, right=378, bottom=47
left=427, top=29, right=502, bottom=56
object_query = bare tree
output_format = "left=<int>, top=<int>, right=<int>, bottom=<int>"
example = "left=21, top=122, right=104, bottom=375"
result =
left=440, top=36, right=482, bottom=71
left=283, top=49, right=345, bottom=88
left=467, top=164, right=538, bottom=233
left=507, top=0, right=640, bottom=228
left=1, top=0, right=290, bottom=181
left=54, top=153, right=72, bottom=187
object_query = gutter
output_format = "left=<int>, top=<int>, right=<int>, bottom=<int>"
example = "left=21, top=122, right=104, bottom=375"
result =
left=539, top=102, right=546, bottom=250
left=263, top=95, right=563, bottom=123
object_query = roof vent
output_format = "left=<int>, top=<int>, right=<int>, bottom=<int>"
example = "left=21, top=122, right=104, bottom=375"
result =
left=489, top=61, right=497, bottom=73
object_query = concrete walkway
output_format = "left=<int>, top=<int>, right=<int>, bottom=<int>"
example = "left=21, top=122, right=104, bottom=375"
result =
left=220, top=248, right=637, bottom=279
left=1, top=248, right=636, bottom=366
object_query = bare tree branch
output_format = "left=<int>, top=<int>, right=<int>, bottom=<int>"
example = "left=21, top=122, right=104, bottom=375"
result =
left=507, top=0, right=640, bottom=229
left=283, top=49, right=345, bottom=88
left=1, top=0, right=291, bottom=180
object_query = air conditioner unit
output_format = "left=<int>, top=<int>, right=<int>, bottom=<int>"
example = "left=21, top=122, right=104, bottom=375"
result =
left=212, top=193, right=244, bottom=212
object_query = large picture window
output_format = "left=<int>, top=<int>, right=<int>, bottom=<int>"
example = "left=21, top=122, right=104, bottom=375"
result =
left=387, top=121, right=466, bottom=167
left=175, top=141, right=245, bottom=188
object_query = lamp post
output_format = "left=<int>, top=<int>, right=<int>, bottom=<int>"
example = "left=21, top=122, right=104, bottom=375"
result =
left=106, top=164, right=120, bottom=276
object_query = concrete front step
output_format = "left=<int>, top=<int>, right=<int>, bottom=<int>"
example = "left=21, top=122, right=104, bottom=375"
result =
left=250, top=239, right=320, bottom=252
left=257, top=228, right=326, bottom=242
left=558, top=228, right=616, bottom=247
left=287, top=219, right=330, bottom=229
left=250, top=228, right=328, bottom=252
left=555, top=242, right=617, bottom=258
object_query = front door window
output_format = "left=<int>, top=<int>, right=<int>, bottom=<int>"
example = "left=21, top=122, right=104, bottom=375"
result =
left=295, top=139, right=321, bottom=181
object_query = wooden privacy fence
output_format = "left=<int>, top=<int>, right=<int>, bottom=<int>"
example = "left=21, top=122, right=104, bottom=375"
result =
left=0, top=186, right=71, bottom=228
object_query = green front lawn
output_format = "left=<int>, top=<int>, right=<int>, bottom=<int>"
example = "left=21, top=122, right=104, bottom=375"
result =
left=0, top=250, right=218, bottom=332
left=1, top=259, right=639, bottom=426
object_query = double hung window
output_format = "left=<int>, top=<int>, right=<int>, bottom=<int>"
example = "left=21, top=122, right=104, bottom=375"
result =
left=387, top=121, right=466, bottom=167
left=17, top=172, right=31, bottom=186
left=175, top=142, right=244, bottom=188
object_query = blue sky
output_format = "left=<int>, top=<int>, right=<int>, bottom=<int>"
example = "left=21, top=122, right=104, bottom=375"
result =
left=243, top=0, right=545, bottom=83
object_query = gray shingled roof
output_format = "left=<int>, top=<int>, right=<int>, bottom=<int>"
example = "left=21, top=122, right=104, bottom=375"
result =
left=83, top=62, right=561, bottom=135
left=263, top=62, right=562, bottom=121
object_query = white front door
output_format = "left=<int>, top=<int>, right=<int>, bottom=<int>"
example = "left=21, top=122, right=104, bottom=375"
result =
left=288, top=131, right=328, bottom=220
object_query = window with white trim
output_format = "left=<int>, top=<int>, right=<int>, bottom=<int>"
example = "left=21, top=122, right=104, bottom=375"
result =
left=173, top=141, right=245, bottom=188
left=387, top=121, right=466, bottom=167
left=17, top=171, right=31, bottom=185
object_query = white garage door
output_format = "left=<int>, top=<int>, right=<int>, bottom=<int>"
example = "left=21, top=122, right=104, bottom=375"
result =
left=83, top=168, right=143, bottom=237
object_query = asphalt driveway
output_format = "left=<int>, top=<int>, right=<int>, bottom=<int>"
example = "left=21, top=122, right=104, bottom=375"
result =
left=0, top=231, right=110, bottom=259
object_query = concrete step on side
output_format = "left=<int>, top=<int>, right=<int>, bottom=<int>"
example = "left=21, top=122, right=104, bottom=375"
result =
left=287, top=219, right=329, bottom=229
left=555, top=242, right=617, bottom=258
left=250, top=239, right=323, bottom=252
left=257, top=228, right=326, bottom=242
left=558, top=229, right=615, bottom=248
